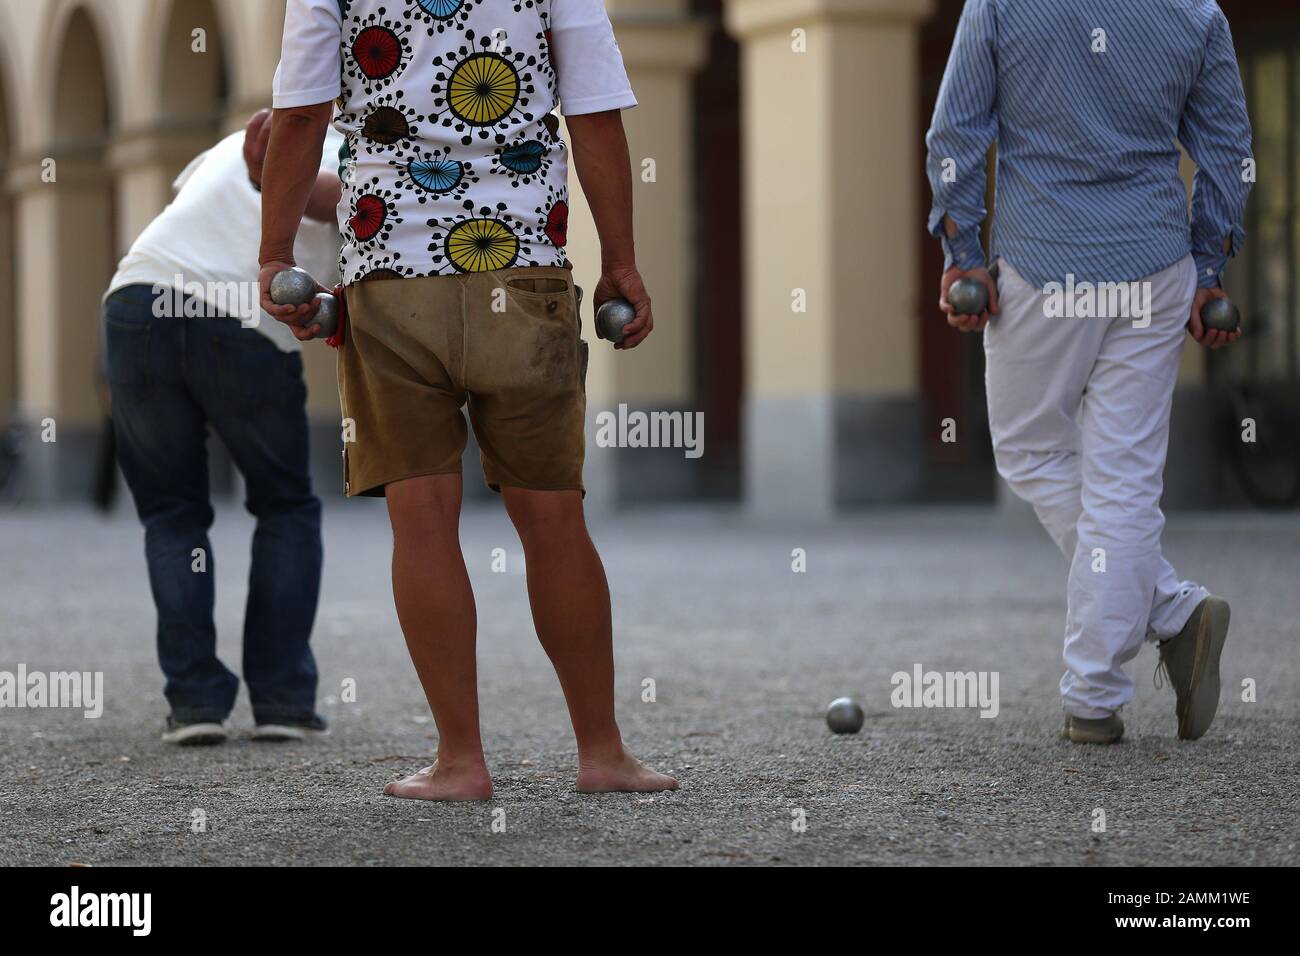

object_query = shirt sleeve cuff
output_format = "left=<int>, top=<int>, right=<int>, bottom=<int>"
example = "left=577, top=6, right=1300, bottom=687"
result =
left=560, top=90, right=638, bottom=116
left=943, top=227, right=986, bottom=272
left=272, top=84, right=340, bottom=109
left=1194, top=256, right=1225, bottom=289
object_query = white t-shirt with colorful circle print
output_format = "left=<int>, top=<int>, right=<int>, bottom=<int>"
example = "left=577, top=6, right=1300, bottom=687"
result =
left=273, top=0, right=637, bottom=286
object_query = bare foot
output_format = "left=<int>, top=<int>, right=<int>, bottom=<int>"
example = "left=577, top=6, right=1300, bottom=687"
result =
left=576, top=748, right=678, bottom=794
left=383, top=762, right=493, bottom=802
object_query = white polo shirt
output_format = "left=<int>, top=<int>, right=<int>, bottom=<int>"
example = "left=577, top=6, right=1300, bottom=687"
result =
left=108, top=130, right=344, bottom=353
left=272, top=0, right=636, bottom=285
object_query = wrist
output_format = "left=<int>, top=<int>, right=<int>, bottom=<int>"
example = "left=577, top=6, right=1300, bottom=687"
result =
left=601, top=257, right=637, bottom=274
left=258, top=249, right=295, bottom=268
left=600, top=242, right=637, bottom=273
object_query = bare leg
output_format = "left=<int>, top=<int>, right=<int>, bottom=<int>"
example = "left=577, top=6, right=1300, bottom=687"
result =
left=502, top=487, right=676, bottom=793
left=383, top=474, right=492, bottom=801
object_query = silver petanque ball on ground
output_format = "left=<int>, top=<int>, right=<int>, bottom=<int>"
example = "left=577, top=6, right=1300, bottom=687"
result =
left=312, top=292, right=339, bottom=340
left=596, top=298, right=636, bottom=344
left=269, top=267, right=317, bottom=307
left=947, top=277, right=989, bottom=316
left=1200, top=297, right=1240, bottom=333
left=826, top=696, right=865, bottom=734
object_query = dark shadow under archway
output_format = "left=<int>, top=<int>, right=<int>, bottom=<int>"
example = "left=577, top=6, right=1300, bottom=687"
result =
left=691, top=0, right=743, bottom=500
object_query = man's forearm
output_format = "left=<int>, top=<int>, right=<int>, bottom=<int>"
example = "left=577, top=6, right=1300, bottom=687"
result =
left=926, top=111, right=992, bottom=272
left=259, top=103, right=333, bottom=265
left=1180, top=13, right=1252, bottom=290
left=924, top=0, right=997, bottom=274
left=566, top=111, right=636, bottom=270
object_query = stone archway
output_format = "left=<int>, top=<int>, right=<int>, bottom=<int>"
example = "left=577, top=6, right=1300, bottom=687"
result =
left=161, top=0, right=228, bottom=110
left=14, top=5, right=116, bottom=500
left=109, top=0, right=231, bottom=246
left=158, top=0, right=229, bottom=175
left=52, top=5, right=113, bottom=452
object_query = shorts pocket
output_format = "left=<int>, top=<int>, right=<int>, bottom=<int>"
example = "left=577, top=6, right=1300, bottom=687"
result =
left=500, top=269, right=577, bottom=322
left=506, top=276, right=570, bottom=296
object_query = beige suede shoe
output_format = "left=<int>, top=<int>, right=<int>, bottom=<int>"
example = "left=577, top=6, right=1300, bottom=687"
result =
left=1062, top=713, right=1124, bottom=744
left=1156, top=596, right=1231, bottom=741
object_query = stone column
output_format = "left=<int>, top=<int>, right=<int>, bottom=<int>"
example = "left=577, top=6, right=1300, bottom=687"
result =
left=565, top=0, right=709, bottom=508
left=726, top=0, right=935, bottom=519
left=10, top=153, right=114, bottom=501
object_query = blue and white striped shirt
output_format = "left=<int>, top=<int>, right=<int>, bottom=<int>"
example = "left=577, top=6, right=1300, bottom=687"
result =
left=926, top=0, right=1253, bottom=290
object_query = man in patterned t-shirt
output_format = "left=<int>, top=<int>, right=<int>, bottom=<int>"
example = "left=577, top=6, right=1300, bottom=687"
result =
left=259, top=0, right=675, bottom=800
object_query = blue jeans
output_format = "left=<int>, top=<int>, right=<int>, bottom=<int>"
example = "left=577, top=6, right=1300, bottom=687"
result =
left=104, top=285, right=322, bottom=724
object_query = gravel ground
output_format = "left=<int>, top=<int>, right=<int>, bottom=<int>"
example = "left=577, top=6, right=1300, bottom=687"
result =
left=1, top=502, right=1296, bottom=866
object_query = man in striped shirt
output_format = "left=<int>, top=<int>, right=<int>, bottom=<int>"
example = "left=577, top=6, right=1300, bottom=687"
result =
left=926, top=0, right=1252, bottom=744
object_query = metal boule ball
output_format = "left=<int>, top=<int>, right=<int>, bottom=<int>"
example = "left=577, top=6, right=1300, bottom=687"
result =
left=826, top=697, right=865, bottom=735
left=312, top=293, right=339, bottom=340
left=270, top=267, right=318, bottom=307
left=596, top=298, right=636, bottom=344
left=947, top=277, right=989, bottom=316
left=1200, top=297, right=1240, bottom=333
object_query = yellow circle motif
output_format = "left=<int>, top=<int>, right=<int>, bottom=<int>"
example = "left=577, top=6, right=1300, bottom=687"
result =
left=446, top=218, right=519, bottom=272
left=447, top=53, right=519, bottom=126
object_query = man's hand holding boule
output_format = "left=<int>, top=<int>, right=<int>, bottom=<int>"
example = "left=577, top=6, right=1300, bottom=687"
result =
left=258, top=260, right=328, bottom=341
left=594, top=266, right=653, bottom=350
left=1188, top=286, right=1242, bottom=351
left=940, top=265, right=999, bottom=333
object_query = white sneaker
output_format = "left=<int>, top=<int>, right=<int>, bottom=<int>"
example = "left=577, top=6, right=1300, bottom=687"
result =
left=251, top=714, right=329, bottom=742
left=161, top=718, right=229, bottom=746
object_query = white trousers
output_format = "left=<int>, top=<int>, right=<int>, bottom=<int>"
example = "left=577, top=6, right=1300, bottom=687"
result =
left=985, top=255, right=1209, bottom=719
